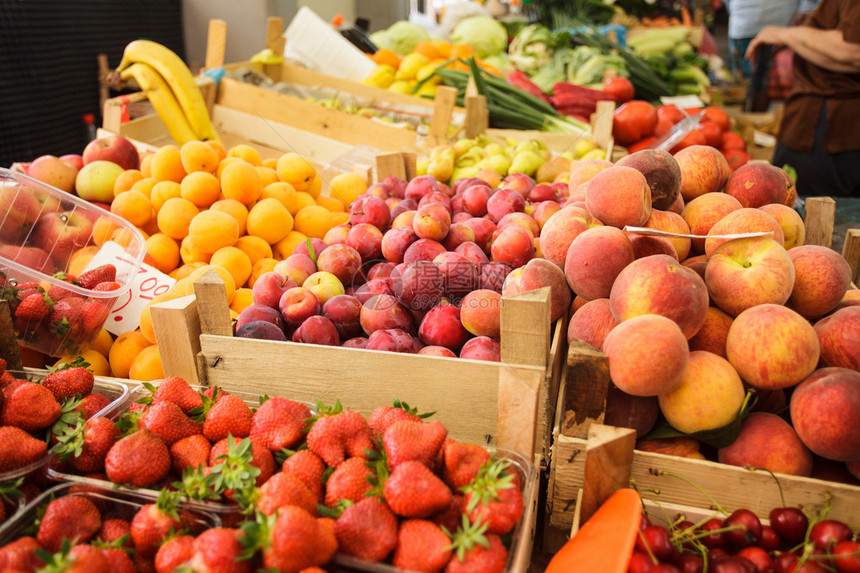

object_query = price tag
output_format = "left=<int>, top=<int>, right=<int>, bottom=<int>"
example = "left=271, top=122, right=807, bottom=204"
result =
left=81, top=241, right=176, bottom=335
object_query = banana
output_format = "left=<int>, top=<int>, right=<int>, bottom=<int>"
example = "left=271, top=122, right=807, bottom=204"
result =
left=120, top=63, right=199, bottom=146
left=117, top=39, right=219, bottom=143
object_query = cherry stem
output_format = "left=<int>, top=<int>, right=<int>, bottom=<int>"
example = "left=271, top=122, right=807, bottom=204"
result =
left=652, top=470, right=728, bottom=514
left=636, top=528, right=659, bottom=566
left=743, top=465, right=786, bottom=507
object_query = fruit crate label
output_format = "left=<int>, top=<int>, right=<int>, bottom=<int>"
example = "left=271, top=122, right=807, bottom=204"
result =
left=81, top=241, right=175, bottom=335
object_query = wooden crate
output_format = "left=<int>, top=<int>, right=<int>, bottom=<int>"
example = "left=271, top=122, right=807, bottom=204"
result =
left=150, top=276, right=567, bottom=466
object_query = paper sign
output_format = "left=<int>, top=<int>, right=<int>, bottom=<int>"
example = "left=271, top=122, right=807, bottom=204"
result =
left=82, top=241, right=176, bottom=335
left=624, top=227, right=775, bottom=241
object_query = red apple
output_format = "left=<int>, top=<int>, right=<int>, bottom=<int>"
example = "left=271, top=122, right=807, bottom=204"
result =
left=31, top=210, right=96, bottom=264
left=82, top=134, right=140, bottom=170
left=59, top=154, right=84, bottom=170
left=26, top=155, right=79, bottom=193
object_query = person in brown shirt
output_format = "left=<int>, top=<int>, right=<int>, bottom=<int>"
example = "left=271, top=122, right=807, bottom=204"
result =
left=746, top=0, right=860, bottom=197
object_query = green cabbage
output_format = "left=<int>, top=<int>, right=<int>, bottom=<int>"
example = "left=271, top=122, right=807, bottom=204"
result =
left=450, top=16, right=508, bottom=58
left=384, top=21, right=431, bottom=55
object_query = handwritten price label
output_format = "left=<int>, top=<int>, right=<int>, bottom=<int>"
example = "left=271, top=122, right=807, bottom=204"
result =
left=82, top=241, right=176, bottom=335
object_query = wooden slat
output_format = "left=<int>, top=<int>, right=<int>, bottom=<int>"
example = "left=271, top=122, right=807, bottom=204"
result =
left=509, top=464, right=540, bottom=573
left=429, top=85, right=457, bottom=146
left=561, top=340, right=610, bottom=438
left=464, top=94, right=488, bottom=139
left=0, top=302, right=23, bottom=371
left=401, top=152, right=418, bottom=181
left=842, top=228, right=860, bottom=286
left=204, top=19, right=228, bottom=71
left=591, top=100, right=616, bottom=153
left=375, top=152, right=406, bottom=182
left=804, top=196, right=836, bottom=248
left=578, top=424, right=636, bottom=525
left=500, top=287, right=551, bottom=368
left=193, top=270, right=233, bottom=337
left=497, top=366, right=541, bottom=460
left=150, top=295, right=202, bottom=384
left=264, top=17, right=285, bottom=82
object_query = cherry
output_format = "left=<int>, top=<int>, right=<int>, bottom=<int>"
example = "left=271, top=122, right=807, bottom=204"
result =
left=701, top=517, right=728, bottom=549
left=737, top=546, right=773, bottom=573
left=723, top=509, right=762, bottom=549
left=628, top=551, right=656, bottom=573
left=708, top=548, right=730, bottom=562
left=769, top=506, right=810, bottom=545
left=672, top=553, right=704, bottom=573
left=637, top=525, right=676, bottom=562
left=640, top=513, right=654, bottom=531
left=759, top=524, right=781, bottom=552
left=833, top=540, right=860, bottom=573
left=772, top=551, right=799, bottom=573
left=809, top=519, right=852, bottom=551
left=651, top=564, right=682, bottom=573
left=711, top=555, right=756, bottom=573
left=675, top=520, right=697, bottom=551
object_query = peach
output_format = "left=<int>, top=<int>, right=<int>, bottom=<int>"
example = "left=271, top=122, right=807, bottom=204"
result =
left=626, top=233, right=678, bottom=261
left=459, top=290, right=501, bottom=338
left=759, top=203, right=805, bottom=249
left=538, top=206, right=596, bottom=269
left=252, top=271, right=298, bottom=309
left=413, top=202, right=452, bottom=242
left=345, top=223, right=383, bottom=262
left=442, top=223, right=476, bottom=251
left=724, top=162, right=793, bottom=208
left=704, top=236, right=795, bottom=316
left=609, top=254, right=709, bottom=339
left=658, top=350, right=746, bottom=434
left=788, top=245, right=853, bottom=318
left=279, top=287, right=321, bottom=328
left=725, top=304, right=820, bottom=390
left=381, top=227, right=419, bottom=264
left=688, top=306, right=733, bottom=358
left=236, top=320, right=287, bottom=342
left=502, top=258, right=571, bottom=322
left=718, top=412, right=813, bottom=476
left=480, top=262, right=513, bottom=293
left=704, top=208, right=784, bottom=257
left=490, top=225, right=534, bottom=270
left=403, top=238, right=447, bottom=264
left=814, top=307, right=860, bottom=371
left=459, top=336, right=501, bottom=362
left=393, top=261, right=444, bottom=311
left=417, top=345, right=457, bottom=358
left=643, top=209, right=691, bottom=261
left=532, top=201, right=561, bottom=230
left=833, top=288, right=860, bottom=312
left=615, top=149, right=681, bottom=210
left=790, top=367, right=860, bottom=462
left=602, top=314, right=690, bottom=397
left=418, top=303, right=470, bottom=351
left=675, top=145, right=730, bottom=201
left=636, top=437, right=704, bottom=460
left=366, top=328, right=414, bottom=353
left=564, top=226, right=634, bottom=301
left=497, top=212, right=539, bottom=238
left=292, top=315, right=340, bottom=346
left=486, top=188, right=526, bottom=223
left=682, top=192, right=743, bottom=254
left=567, top=298, right=618, bottom=350
left=273, top=254, right=317, bottom=287
left=585, top=165, right=652, bottom=229
left=434, top=252, right=479, bottom=300
left=680, top=253, right=708, bottom=280
left=322, top=294, right=363, bottom=340
left=359, top=294, right=412, bottom=336
left=604, top=383, right=659, bottom=438
left=316, top=243, right=363, bottom=285
left=501, top=173, right=536, bottom=197
left=667, top=192, right=684, bottom=215
left=568, top=158, right=613, bottom=191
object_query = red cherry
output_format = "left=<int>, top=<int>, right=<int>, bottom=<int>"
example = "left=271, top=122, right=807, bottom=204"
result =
left=833, top=540, right=860, bottom=573
left=809, top=519, right=852, bottom=551
left=651, top=565, right=682, bottom=573
left=640, top=513, right=654, bottom=531
left=723, top=509, right=762, bottom=549
left=637, top=525, right=676, bottom=562
left=772, top=552, right=799, bottom=573
left=759, top=524, right=781, bottom=552
left=673, top=553, right=704, bottom=573
left=769, top=507, right=809, bottom=545
left=628, top=551, right=656, bottom=573
left=737, top=546, right=773, bottom=573
left=708, top=548, right=730, bottom=562
left=701, top=518, right=728, bottom=549
left=711, top=555, right=756, bottom=573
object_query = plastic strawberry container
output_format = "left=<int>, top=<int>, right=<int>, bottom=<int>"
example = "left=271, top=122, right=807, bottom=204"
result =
left=0, top=167, right=146, bottom=357
left=0, top=369, right=131, bottom=483
left=0, top=480, right=221, bottom=545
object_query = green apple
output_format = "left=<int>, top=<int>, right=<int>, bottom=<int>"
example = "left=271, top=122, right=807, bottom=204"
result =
left=75, top=160, right=126, bottom=203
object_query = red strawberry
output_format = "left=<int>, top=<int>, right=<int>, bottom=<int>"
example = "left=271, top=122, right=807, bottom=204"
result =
left=78, top=264, right=116, bottom=290
left=0, top=377, right=26, bottom=399
left=281, top=449, right=326, bottom=503
left=368, top=398, right=431, bottom=439
left=130, top=489, right=195, bottom=557
left=249, top=505, right=338, bottom=573
left=384, top=460, right=453, bottom=519
left=187, top=527, right=251, bottom=573
left=205, top=436, right=262, bottom=502
left=442, top=441, right=491, bottom=490
left=0, top=536, right=44, bottom=571
left=93, top=281, right=122, bottom=291
left=0, top=426, right=48, bottom=471
left=46, top=272, right=80, bottom=301
left=383, top=420, right=448, bottom=469
left=445, top=517, right=508, bottom=573
left=140, top=401, right=202, bottom=446
left=95, top=518, right=132, bottom=547
left=149, top=376, right=203, bottom=413
left=73, top=392, right=111, bottom=420
left=40, top=543, right=111, bottom=573
left=81, top=299, right=110, bottom=333
left=0, top=370, right=15, bottom=388
left=49, top=296, right=85, bottom=339
left=393, top=519, right=453, bottom=573
left=463, top=459, right=523, bottom=535
left=101, top=547, right=137, bottom=573
left=14, top=291, right=53, bottom=325
left=335, top=496, right=399, bottom=562
left=36, top=495, right=102, bottom=552
left=44, top=360, right=95, bottom=401
left=154, top=535, right=195, bottom=573
left=53, top=415, right=121, bottom=473
left=201, top=386, right=230, bottom=401
left=250, top=396, right=311, bottom=451
left=0, top=381, right=61, bottom=431
left=433, top=494, right=466, bottom=533
left=256, top=471, right=318, bottom=516
left=306, top=401, right=375, bottom=467
left=325, top=456, right=374, bottom=507
left=170, top=433, right=212, bottom=474
left=201, top=392, right=253, bottom=442
left=209, top=437, right=275, bottom=487
left=104, top=428, right=171, bottom=487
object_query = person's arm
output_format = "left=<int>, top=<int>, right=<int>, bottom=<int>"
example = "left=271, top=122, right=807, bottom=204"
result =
left=746, top=25, right=860, bottom=72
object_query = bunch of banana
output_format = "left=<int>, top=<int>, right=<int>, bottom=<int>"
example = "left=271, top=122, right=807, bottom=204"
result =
left=115, top=40, right=220, bottom=145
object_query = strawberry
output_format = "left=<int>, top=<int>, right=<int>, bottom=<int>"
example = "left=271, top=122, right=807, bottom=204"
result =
left=73, top=392, right=111, bottom=420
left=93, top=281, right=122, bottom=291
left=0, top=377, right=26, bottom=397
left=78, top=264, right=116, bottom=290
left=256, top=471, right=319, bottom=516
left=325, top=456, right=374, bottom=507
left=280, top=449, right=326, bottom=503
left=335, top=496, right=399, bottom=562
left=0, top=536, right=44, bottom=571
left=44, top=358, right=95, bottom=401
left=140, top=401, right=202, bottom=446
left=170, top=433, right=212, bottom=474
left=52, top=415, right=121, bottom=473
left=306, top=400, right=375, bottom=467
left=368, top=398, right=434, bottom=439
left=100, top=547, right=137, bottom=573
left=95, top=518, right=132, bottom=547
left=393, top=519, right=453, bottom=573
left=13, top=291, right=54, bottom=326
left=80, top=299, right=110, bottom=333
left=46, top=272, right=80, bottom=302
left=463, top=459, right=523, bottom=535
left=433, top=494, right=466, bottom=533
left=384, top=460, right=453, bottom=519
left=241, top=505, right=337, bottom=573
left=36, top=495, right=102, bottom=552
left=36, top=543, right=111, bottom=573
left=187, top=527, right=251, bottom=573
left=249, top=396, right=311, bottom=451
left=209, top=437, right=275, bottom=487
left=0, top=426, right=48, bottom=471
left=442, top=441, right=491, bottom=490
left=0, top=381, right=61, bottom=431
left=206, top=436, right=262, bottom=502
left=383, top=419, right=448, bottom=469
left=48, top=296, right=84, bottom=339
left=145, top=376, right=203, bottom=413
left=445, top=516, right=508, bottom=573
left=154, top=535, right=195, bottom=573
left=104, top=428, right=171, bottom=487
left=130, top=489, right=195, bottom=558
left=200, top=391, right=253, bottom=442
